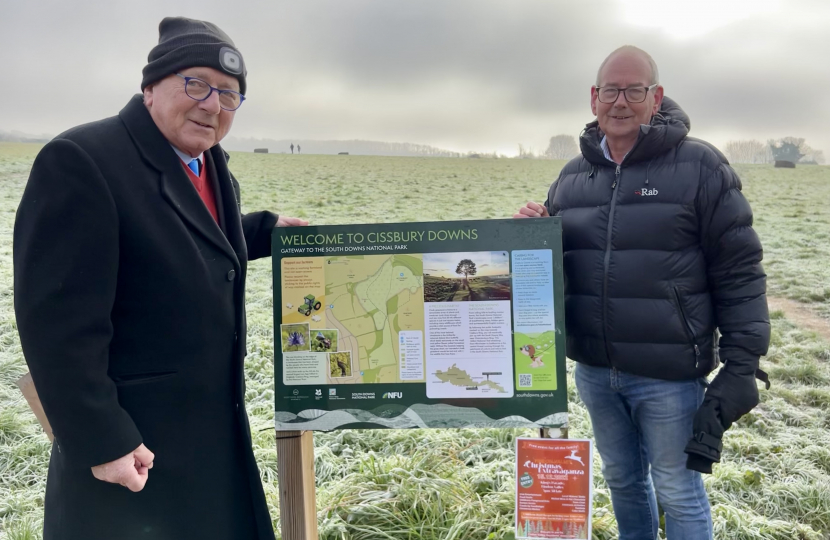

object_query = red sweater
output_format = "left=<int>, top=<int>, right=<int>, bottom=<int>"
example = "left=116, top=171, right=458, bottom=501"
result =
left=182, top=160, right=219, bottom=223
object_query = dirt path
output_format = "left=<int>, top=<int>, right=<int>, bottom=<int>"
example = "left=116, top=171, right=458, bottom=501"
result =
left=767, top=296, right=830, bottom=342
left=452, top=288, right=470, bottom=301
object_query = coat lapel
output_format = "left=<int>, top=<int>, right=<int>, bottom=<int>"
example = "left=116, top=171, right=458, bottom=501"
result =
left=118, top=95, right=239, bottom=269
left=205, top=148, right=247, bottom=264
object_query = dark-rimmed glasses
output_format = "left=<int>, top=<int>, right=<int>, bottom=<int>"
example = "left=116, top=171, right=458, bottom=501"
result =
left=596, top=83, right=658, bottom=104
left=175, top=73, right=246, bottom=111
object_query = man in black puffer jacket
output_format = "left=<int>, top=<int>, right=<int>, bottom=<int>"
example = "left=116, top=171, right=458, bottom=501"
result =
left=516, top=46, right=769, bottom=540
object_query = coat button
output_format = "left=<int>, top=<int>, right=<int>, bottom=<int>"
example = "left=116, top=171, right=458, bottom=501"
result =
left=227, top=269, right=236, bottom=281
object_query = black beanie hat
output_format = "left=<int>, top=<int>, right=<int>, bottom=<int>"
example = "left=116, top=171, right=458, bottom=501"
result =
left=141, top=17, right=247, bottom=95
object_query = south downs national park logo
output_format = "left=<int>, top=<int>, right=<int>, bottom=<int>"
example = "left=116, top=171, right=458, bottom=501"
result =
left=634, top=188, right=659, bottom=196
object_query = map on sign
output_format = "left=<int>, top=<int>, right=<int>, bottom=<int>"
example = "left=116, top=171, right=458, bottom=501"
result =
left=326, top=255, right=425, bottom=384
left=433, top=364, right=508, bottom=394
left=280, top=254, right=426, bottom=385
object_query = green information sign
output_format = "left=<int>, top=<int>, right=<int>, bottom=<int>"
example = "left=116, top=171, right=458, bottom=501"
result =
left=272, top=218, right=566, bottom=430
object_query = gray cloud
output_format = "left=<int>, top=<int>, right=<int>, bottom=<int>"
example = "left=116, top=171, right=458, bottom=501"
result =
left=1, top=0, right=828, bottom=155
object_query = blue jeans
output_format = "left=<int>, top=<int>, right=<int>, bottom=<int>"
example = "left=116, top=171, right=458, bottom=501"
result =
left=575, top=363, right=712, bottom=540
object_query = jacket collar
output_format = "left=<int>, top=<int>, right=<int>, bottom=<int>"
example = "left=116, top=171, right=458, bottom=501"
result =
left=118, top=94, right=240, bottom=269
left=580, top=96, right=690, bottom=166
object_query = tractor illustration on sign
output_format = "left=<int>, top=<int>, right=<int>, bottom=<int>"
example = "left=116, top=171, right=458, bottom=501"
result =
left=297, top=294, right=322, bottom=316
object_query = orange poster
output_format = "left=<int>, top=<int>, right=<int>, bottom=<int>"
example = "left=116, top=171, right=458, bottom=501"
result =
left=515, top=438, right=593, bottom=539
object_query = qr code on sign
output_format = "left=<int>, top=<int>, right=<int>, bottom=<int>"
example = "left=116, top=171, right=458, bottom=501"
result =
left=519, top=374, right=533, bottom=388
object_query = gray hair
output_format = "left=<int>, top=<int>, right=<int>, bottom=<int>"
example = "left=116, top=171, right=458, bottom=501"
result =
left=596, top=45, right=659, bottom=86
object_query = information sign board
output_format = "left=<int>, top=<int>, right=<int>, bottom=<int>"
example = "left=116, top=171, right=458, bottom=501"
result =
left=272, top=218, right=566, bottom=430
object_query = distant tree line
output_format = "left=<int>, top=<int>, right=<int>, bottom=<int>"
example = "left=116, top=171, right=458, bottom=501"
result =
left=465, top=151, right=504, bottom=159
left=489, top=135, right=581, bottom=160
left=770, top=137, right=824, bottom=164
left=725, top=137, right=825, bottom=165
left=223, top=137, right=463, bottom=157
left=544, top=135, right=579, bottom=160
left=724, top=140, right=771, bottom=164
left=0, top=130, right=52, bottom=143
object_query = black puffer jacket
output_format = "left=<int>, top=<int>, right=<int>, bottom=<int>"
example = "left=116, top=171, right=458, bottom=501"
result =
left=545, top=98, right=771, bottom=471
left=545, top=97, right=769, bottom=382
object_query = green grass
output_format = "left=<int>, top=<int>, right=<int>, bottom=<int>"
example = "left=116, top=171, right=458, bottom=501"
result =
left=740, top=164, right=830, bottom=319
left=1, top=143, right=829, bottom=539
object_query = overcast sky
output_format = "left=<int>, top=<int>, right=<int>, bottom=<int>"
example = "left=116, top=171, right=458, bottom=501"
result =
left=2, top=0, right=828, bottom=156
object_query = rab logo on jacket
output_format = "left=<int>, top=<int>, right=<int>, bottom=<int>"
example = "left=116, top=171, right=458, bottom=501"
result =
left=634, top=188, right=659, bottom=196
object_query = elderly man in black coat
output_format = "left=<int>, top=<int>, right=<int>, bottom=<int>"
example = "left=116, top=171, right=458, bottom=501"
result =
left=516, top=46, right=770, bottom=539
left=14, top=17, right=304, bottom=540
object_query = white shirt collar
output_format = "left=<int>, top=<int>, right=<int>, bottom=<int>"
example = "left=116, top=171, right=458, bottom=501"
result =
left=170, top=145, right=203, bottom=167
left=600, top=135, right=613, bottom=161
left=601, top=135, right=634, bottom=164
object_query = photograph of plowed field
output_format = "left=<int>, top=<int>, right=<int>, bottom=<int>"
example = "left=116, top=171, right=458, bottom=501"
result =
left=424, top=275, right=511, bottom=302
left=423, top=274, right=461, bottom=302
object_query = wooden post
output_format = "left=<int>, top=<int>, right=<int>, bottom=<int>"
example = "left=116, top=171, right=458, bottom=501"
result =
left=275, top=431, right=318, bottom=540
left=16, top=373, right=53, bottom=441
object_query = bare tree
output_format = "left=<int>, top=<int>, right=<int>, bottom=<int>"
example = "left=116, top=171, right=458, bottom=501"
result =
left=807, top=149, right=826, bottom=165
left=724, top=140, right=770, bottom=164
left=517, top=143, right=538, bottom=159
left=786, top=137, right=825, bottom=164
left=544, top=134, right=579, bottom=160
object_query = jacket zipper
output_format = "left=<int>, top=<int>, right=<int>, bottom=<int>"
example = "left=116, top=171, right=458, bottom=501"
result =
left=598, top=129, right=650, bottom=367
left=672, top=286, right=701, bottom=366
left=601, top=165, right=621, bottom=365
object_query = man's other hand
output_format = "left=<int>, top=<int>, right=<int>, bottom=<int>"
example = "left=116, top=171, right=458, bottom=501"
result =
left=513, top=201, right=549, bottom=219
left=277, top=215, right=309, bottom=227
left=91, top=444, right=154, bottom=492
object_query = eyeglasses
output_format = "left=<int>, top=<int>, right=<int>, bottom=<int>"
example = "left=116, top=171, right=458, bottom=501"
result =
left=175, top=73, right=246, bottom=111
left=595, top=83, right=658, bottom=104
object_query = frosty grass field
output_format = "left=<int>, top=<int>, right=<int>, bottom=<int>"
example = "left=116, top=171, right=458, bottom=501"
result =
left=1, top=142, right=829, bottom=539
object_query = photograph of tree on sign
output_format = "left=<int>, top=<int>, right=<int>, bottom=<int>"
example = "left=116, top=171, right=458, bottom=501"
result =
left=423, top=251, right=511, bottom=302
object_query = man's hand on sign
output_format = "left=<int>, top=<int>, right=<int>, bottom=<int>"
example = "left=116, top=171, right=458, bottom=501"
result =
left=277, top=215, right=309, bottom=227
left=91, top=444, right=155, bottom=492
left=513, top=201, right=549, bottom=219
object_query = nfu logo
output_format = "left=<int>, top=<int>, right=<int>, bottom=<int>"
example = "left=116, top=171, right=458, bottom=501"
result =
left=382, top=392, right=403, bottom=399
left=634, top=188, right=659, bottom=197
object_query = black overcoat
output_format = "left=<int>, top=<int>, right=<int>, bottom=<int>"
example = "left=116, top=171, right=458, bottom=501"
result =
left=14, top=95, right=278, bottom=540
